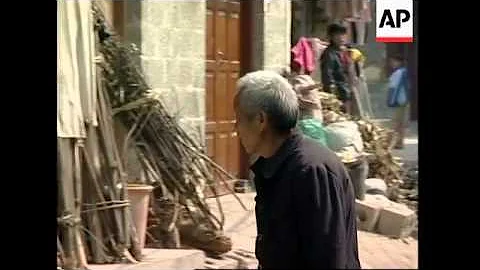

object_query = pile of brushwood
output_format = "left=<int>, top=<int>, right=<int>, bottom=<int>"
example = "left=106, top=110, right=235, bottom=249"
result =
left=318, top=91, right=417, bottom=208
left=92, top=4, right=247, bottom=258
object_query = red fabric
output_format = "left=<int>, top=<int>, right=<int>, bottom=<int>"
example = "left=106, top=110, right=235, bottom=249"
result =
left=291, top=37, right=316, bottom=74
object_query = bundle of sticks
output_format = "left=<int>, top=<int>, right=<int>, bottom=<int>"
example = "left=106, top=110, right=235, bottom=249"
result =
left=92, top=4, right=245, bottom=256
left=57, top=63, right=136, bottom=269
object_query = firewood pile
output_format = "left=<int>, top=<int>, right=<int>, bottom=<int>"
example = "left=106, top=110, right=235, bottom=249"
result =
left=318, top=91, right=419, bottom=214
left=389, top=165, right=418, bottom=214
left=318, top=92, right=406, bottom=188
left=92, top=4, right=244, bottom=258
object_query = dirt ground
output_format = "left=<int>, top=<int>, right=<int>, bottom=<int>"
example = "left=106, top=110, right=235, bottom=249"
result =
left=207, top=193, right=418, bottom=269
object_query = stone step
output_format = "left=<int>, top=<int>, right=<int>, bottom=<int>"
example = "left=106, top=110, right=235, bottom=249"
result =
left=88, top=249, right=205, bottom=270
left=377, top=202, right=417, bottom=239
left=202, top=249, right=258, bottom=269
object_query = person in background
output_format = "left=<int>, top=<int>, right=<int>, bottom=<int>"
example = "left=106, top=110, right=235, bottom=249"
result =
left=387, top=55, right=410, bottom=149
left=234, top=70, right=361, bottom=269
left=320, top=23, right=354, bottom=115
left=287, top=70, right=367, bottom=201
left=291, top=74, right=328, bottom=146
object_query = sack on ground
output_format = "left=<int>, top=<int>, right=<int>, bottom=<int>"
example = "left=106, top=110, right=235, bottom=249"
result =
left=324, top=121, right=364, bottom=153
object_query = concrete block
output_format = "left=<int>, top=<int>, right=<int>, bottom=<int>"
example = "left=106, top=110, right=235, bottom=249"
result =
left=377, top=202, right=417, bottom=239
left=176, top=2, right=206, bottom=29
left=178, top=117, right=205, bottom=145
left=166, top=59, right=194, bottom=87
left=176, top=88, right=205, bottom=119
left=204, top=256, right=238, bottom=269
left=355, top=194, right=392, bottom=232
left=141, top=59, right=167, bottom=88
left=171, top=30, right=199, bottom=58
left=191, top=61, right=206, bottom=88
left=88, top=249, right=205, bottom=270
left=365, top=178, right=388, bottom=195
left=141, top=2, right=166, bottom=26
left=225, top=250, right=259, bottom=269
left=355, top=198, right=382, bottom=232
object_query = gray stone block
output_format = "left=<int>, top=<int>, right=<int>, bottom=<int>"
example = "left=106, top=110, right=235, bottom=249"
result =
left=171, top=29, right=197, bottom=58
left=176, top=2, right=206, bottom=29
left=88, top=249, right=205, bottom=270
left=205, top=256, right=238, bottom=269
left=355, top=198, right=382, bottom=232
left=179, top=117, right=206, bottom=145
left=140, top=28, right=160, bottom=57
left=141, top=2, right=166, bottom=26
left=355, top=194, right=392, bottom=232
left=142, top=29, right=172, bottom=58
left=160, top=91, right=180, bottom=115
left=176, top=88, right=205, bottom=119
left=191, top=61, right=205, bottom=88
left=165, top=59, right=196, bottom=87
left=141, top=59, right=167, bottom=88
left=365, top=178, right=388, bottom=195
left=377, top=202, right=417, bottom=239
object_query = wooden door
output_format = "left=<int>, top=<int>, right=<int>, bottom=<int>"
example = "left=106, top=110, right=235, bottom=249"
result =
left=205, top=0, right=242, bottom=196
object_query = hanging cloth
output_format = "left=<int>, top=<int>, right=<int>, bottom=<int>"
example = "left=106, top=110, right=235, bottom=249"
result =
left=58, top=0, right=97, bottom=138
left=291, top=37, right=316, bottom=74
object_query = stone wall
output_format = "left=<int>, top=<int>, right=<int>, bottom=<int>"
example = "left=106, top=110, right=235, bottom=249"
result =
left=251, top=0, right=292, bottom=71
left=124, top=1, right=206, bottom=144
left=118, top=1, right=206, bottom=181
left=263, top=1, right=292, bottom=71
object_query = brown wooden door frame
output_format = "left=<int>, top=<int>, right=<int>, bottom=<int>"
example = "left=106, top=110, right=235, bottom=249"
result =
left=205, top=0, right=253, bottom=197
left=238, top=0, right=253, bottom=180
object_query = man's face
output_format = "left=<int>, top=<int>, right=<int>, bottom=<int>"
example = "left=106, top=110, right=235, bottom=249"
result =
left=331, top=33, right=347, bottom=46
left=234, top=98, right=265, bottom=155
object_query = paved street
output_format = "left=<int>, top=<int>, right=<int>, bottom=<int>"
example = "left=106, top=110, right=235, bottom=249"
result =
left=391, top=120, right=418, bottom=165
left=207, top=193, right=418, bottom=269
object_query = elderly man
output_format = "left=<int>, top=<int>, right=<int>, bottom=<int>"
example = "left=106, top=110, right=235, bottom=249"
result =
left=234, top=70, right=361, bottom=269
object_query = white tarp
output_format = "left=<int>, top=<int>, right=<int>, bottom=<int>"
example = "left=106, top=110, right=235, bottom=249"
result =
left=57, top=0, right=97, bottom=138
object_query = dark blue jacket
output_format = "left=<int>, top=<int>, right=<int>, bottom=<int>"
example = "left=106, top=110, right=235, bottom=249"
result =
left=320, top=45, right=352, bottom=102
left=251, top=132, right=361, bottom=269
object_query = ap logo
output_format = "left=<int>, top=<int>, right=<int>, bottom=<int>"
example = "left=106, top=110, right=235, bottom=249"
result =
left=376, top=0, right=414, bottom=43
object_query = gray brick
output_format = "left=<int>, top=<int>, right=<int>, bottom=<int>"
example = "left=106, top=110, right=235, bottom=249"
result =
left=150, top=88, right=179, bottom=115
left=191, top=61, right=205, bottom=88
left=142, top=29, right=172, bottom=58
left=140, top=26, right=160, bottom=57
left=178, top=117, right=205, bottom=145
left=355, top=197, right=383, bottom=232
left=142, top=59, right=167, bottom=88
left=377, top=202, right=416, bottom=239
left=141, top=2, right=166, bottom=26
left=176, top=88, right=205, bottom=119
left=168, top=59, right=195, bottom=87
left=176, top=2, right=206, bottom=29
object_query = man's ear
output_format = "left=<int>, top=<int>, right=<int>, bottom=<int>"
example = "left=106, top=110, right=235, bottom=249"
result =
left=258, top=111, right=267, bottom=124
left=257, top=111, right=269, bottom=132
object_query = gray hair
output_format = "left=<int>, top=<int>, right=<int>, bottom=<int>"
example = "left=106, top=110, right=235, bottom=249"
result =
left=236, top=70, right=299, bottom=133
